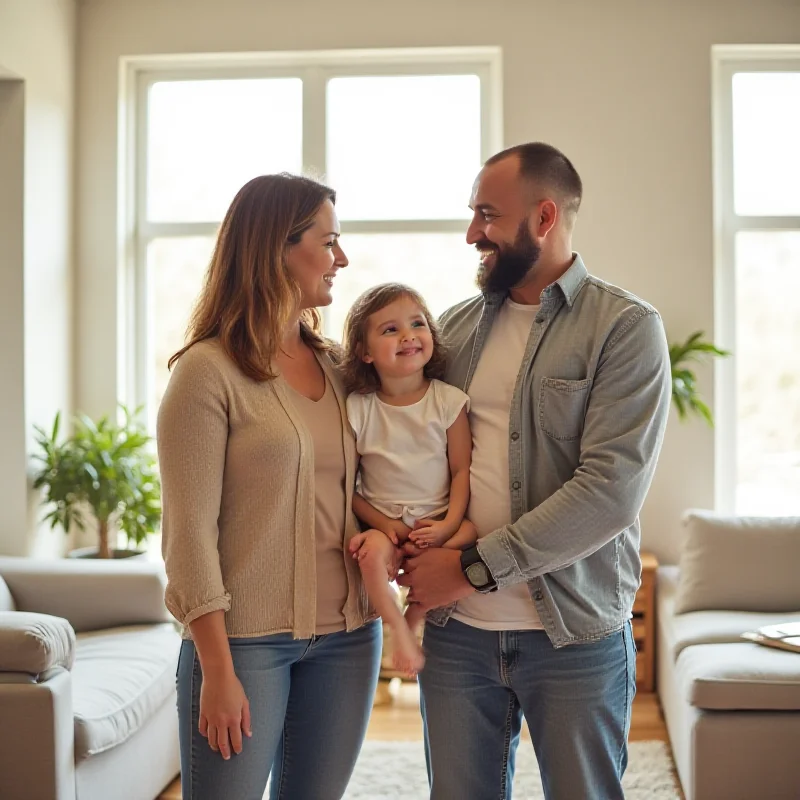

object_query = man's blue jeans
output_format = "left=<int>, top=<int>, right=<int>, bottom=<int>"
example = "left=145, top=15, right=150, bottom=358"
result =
left=176, top=621, right=381, bottom=800
left=419, top=618, right=636, bottom=800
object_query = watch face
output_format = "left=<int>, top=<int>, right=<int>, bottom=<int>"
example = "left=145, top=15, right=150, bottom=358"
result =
left=466, top=562, right=489, bottom=588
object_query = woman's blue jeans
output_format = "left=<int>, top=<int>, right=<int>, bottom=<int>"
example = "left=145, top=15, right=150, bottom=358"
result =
left=176, top=621, right=381, bottom=800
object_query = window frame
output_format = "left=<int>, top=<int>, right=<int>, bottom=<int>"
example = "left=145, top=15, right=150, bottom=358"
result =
left=712, top=45, right=800, bottom=513
left=120, top=47, right=503, bottom=430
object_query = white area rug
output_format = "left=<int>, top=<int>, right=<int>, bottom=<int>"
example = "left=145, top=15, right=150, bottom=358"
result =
left=343, top=740, right=681, bottom=799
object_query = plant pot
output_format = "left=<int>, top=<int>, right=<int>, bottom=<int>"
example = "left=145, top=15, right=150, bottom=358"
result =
left=67, top=546, right=148, bottom=560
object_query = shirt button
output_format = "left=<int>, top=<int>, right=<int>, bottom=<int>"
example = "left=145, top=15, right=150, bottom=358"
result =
left=511, top=432, right=520, bottom=441
left=535, top=315, right=544, bottom=323
left=512, top=481, right=521, bottom=490
left=534, top=590, right=544, bottom=602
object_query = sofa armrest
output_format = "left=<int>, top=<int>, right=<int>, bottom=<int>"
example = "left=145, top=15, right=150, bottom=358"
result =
left=0, top=612, right=75, bottom=674
left=0, top=668, right=76, bottom=800
left=0, top=557, right=170, bottom=632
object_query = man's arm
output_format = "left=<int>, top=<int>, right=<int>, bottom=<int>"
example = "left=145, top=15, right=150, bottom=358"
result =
left=477, top=308, right=671, bottom=586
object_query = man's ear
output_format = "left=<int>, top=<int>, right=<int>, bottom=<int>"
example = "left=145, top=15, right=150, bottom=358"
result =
left=533, top=199, right=558, bottom=239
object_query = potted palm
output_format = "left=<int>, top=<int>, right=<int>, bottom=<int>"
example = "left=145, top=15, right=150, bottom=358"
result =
left=669, top=331, right=730, bottom=425
left=32, top=407, right=161, bottom=558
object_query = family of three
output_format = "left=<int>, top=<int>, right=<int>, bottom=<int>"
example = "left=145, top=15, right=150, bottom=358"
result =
left=157, top=142, right=672, bottom=800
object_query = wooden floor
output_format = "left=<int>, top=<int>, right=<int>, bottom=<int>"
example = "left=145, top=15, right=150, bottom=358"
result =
left=159, top=683, right=671, bottom=799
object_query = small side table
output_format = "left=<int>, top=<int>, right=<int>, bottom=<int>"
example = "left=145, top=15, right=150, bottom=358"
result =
left=633, top=552, right=658, bottom=692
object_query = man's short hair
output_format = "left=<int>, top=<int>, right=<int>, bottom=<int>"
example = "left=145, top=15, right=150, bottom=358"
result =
left=486, top=142, right=583, bottom=219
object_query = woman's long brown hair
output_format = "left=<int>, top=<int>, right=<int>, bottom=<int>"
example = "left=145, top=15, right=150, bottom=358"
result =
left=168, top=173, right=335, bottom=380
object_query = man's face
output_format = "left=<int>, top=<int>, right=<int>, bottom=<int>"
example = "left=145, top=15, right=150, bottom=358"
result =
left=466, top=157, right=542, bottom=293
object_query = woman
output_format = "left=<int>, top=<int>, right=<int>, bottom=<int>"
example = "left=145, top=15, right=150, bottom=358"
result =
left=157, top=174, right=381, bottom=800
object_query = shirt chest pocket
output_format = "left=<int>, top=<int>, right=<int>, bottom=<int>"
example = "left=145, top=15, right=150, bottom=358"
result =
left=538, top=377, right=592, bottom=441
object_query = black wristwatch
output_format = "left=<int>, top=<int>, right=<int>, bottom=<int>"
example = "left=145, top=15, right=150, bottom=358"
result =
left=460, top=546, right=498, bottom=593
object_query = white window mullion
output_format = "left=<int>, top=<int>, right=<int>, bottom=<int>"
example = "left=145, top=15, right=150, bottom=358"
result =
left=133, top=74, right=152, bottom=424
left=340, top=219, right=470, bottom=235
left=139, top=221, right=221, bottom=239
left=712, top=55, right=738, bottom=512
left=728, top=216, right=800, bottom=233
left=302, top=66, right=327, bottom=178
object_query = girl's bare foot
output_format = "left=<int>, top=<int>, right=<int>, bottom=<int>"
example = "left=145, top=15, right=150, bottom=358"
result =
left=391, top=622, right=425, bottom=677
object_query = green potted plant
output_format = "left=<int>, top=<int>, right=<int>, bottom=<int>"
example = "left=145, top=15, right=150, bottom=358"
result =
left=32, top=407, right=161, bottom=558
left=669, top=331, right=730, bottom=425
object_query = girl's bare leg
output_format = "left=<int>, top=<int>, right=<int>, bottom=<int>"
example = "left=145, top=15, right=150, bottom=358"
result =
left=355, top=530, right=424, bottom=676
left=404, top=602, right=427, bottom=635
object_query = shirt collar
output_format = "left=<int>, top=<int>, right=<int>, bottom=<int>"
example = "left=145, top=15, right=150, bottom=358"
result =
left=483, top=252, right=588, bottom=309
left=550, top=252, right=588, bottom=308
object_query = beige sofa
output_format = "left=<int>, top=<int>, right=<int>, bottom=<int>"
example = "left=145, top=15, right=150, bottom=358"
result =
left=0, top=556, right=181, bottom=800
left=656, top=512, right=800, bottom=800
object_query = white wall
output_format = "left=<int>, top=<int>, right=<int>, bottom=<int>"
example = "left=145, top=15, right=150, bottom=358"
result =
left=0, top=0, right=76, bottom=556
left=75, top=0, right=800, bottom=564
left=0, top=78, right=26, bottom=555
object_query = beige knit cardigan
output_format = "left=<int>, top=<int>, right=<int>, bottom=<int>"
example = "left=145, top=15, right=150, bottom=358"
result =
left=157, top=339, right=373, bottom=639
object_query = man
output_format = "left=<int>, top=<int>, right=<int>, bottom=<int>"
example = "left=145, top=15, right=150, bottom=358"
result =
left=398, top=142, right=671, bottom=799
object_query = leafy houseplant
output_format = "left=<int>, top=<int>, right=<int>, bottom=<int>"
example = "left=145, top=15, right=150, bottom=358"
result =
left=669, top=331, right=730, bottom=426
left=32, top=408, right=161, bottom=558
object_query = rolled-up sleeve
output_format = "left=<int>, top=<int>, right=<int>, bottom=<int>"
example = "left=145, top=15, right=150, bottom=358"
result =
left=157, top=347, right=231, bottom=625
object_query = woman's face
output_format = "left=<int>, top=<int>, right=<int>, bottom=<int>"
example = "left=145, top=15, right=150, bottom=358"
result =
left=285, top=199, right=348, bottom=310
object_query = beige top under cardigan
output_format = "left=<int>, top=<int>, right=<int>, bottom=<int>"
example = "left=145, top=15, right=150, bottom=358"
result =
left=157, top=338, right=373, bottom=639
left=286, top=377, right=349, bottom=634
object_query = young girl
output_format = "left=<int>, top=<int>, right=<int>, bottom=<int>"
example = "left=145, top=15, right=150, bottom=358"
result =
left=341, top=283, right=477, bottom=676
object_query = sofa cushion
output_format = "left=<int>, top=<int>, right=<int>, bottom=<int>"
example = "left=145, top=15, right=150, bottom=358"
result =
left=658, top=567, right=800, bottom=662
left=676, top=641, right=800, bottom=711
left=0, top=612, right=75, bottom=674
left=674, top=510, right=800, bottom=614
left=72, top=623, right=180, bottom=760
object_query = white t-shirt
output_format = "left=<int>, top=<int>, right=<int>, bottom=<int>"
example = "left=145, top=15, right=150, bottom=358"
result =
left=452, top=299, right=544, bottom=631
left=346, top=379, right=470, bottom=526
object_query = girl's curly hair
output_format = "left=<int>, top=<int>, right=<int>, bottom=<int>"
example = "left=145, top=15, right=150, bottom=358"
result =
left=340, top=283, right=447, bottom=395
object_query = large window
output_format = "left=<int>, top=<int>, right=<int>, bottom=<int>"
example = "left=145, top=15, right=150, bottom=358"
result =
left=713, top=48, right=800, bottom=515
left=126, top=49, right=501, bottom=429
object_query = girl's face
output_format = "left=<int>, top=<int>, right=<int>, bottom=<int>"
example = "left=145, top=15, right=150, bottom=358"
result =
left=361, top=295, right=434, bottom=382
left=285, top=200, right=348, bottom=310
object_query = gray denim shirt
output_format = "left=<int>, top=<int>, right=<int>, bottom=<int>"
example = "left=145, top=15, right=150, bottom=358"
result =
left=429, top=254, right=671, bottom=647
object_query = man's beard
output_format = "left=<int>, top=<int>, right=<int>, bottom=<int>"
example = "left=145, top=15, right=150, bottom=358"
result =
left=476, top=221, right=541, bottom=294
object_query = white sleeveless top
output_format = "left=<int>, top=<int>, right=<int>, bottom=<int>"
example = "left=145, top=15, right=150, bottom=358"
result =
left=346, top=380, right=470, bottom=524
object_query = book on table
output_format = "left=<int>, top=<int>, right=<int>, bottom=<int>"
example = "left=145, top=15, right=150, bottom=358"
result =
left=742, top=621, right=800, bottom=654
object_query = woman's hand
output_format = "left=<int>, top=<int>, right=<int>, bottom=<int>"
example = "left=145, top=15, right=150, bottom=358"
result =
left=349, top=529, right=404, bottom=580
left=198, top=668, right=252, bottom=760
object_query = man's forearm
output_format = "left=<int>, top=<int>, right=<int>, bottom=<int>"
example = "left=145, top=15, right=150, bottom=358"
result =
left=478, top=456, right=654, bottom=585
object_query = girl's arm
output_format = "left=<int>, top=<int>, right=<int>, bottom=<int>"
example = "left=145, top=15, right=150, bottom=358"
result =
left=441, top=518, right=478, bottom=550
left=442, top=407, right=472, bottom=529
left=352, top=492, right=411, bottom=545
left=409, top=407, right=472, bottom=548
